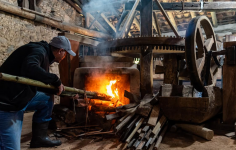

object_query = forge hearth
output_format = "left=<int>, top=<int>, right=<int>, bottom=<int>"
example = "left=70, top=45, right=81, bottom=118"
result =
left=74, top=67, right=140, bottom=105
left=72, top=56, right=140, bottom=128
left=73, top=56, right=140, bottom=101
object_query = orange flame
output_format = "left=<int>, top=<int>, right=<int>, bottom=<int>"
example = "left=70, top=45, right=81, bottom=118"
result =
left=106, top=80, right=119, bottom=99
left=85, top=74, right=130, bottom=107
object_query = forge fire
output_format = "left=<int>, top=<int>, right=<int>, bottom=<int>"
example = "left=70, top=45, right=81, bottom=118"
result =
left=85, top=74, right=130, bottom=107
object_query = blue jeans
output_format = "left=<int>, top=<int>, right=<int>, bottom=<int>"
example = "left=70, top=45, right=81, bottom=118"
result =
left=0, top=92, right=54, bottom=150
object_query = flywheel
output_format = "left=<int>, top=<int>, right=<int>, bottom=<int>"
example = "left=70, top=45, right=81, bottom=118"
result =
left=185, top=16, right=220, bottom=92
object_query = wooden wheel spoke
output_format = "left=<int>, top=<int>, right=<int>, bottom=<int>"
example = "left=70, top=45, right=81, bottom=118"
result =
left=204, top=36, right=214, bottom=52
left=196, top=57, right=205, bottom=76
left=196, top=27, right=205, bottom=58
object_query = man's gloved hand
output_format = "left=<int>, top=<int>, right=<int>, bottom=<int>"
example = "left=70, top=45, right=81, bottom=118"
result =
left=73, top=94, right=79, bottom=100
left=57, top=84, right=65, bottom=95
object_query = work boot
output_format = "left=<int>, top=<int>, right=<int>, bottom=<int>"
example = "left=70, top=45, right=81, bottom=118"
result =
left=30, top=122, right=62, bottom=148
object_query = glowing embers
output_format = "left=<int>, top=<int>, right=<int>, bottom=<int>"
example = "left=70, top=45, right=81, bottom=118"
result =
left=85, top=74, right=130, bottom=107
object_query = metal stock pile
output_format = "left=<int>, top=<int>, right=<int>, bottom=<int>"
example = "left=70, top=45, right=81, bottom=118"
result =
left=105, top=90, right=168, bottom=150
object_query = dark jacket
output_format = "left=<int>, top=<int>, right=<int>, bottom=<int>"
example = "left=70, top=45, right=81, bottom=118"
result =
left=0, top=41, right=61, bottom=111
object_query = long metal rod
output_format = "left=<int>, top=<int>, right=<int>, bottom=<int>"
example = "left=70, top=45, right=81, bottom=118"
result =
left=0, top=1, right=111, bottom=39
left=0, top=73, right=97, bottom=96
left=154, top=0, right=179, bottom=37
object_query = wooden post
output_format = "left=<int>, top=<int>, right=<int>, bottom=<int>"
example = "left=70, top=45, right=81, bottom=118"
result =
left=163, top=54, right=178, bottom=84
left=140, top=0, right=153, bottom=98
left=223, top=42, right=236, bottom=123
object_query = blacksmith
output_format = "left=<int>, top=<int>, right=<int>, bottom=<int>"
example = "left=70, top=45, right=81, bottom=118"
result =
left=0, top=36, right=76, bottom=149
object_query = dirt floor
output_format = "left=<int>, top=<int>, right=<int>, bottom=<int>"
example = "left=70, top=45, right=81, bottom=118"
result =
left=21, top=112, right=236, bottom=150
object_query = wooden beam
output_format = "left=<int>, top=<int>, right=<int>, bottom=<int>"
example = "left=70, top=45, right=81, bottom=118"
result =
left=140, top=0, right=153, bottom=98
left=72, top=0, right=83, bottom=9
left=58, top=32, right=100, bottom=46
left=116, top=10, right=132, bottom=37
left=208, top=0, right=218, bottom=27
left=116, top=0, right=140, bottom=38
left=64, top=0, right=82, bottom=14
left=156, top=0, right=179, bottom=37
left=100, top=13, right=116, bottom=33
left=186, top=0, right=196, bottom=18
left=88, top=13, right=99, bottom=29
left=0, top=1, right=111, bottom=39
left=133, top=16, right=140, bottom=31
left=153, top=12, right=161, bottom=36
left=86, top=13, right=109, bottom=33
left=124, top=1, right=236, bottom=12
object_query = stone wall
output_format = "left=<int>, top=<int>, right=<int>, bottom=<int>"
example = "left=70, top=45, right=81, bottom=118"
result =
left=38, top=0, right=83, bottom=26
left=0, top=0, right=83, bottom=104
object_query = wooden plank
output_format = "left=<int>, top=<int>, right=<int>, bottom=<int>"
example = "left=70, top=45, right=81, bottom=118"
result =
left=115, top=113, right=135, bottom=132
left=120, top=116, right=140, bottom=142
left=151, top=116, right=167, bottom=136
left=106, top=112, right=122, bottom=120
left=116, top=103, right=138, bottom=111
left=144, top=129, right=152, bottom=141
left=124, top=90, right=140, bottom=103
left=126, top=118, right=145, bottom=143
left=137, top=140, right=146, bottom=150
left=147, top=105, right=160, bottom=127
left=142, top=126, right=150, bottom=133
left=154, top=125, right=168, bottom=150
left=223, top=52, right=236, bottom=123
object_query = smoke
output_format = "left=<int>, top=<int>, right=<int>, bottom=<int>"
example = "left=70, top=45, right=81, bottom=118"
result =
left=82, top=0, right=126, bottom=14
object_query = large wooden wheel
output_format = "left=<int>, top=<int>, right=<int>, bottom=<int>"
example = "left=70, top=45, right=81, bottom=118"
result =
left=185, top=16, right=219, bottom=92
